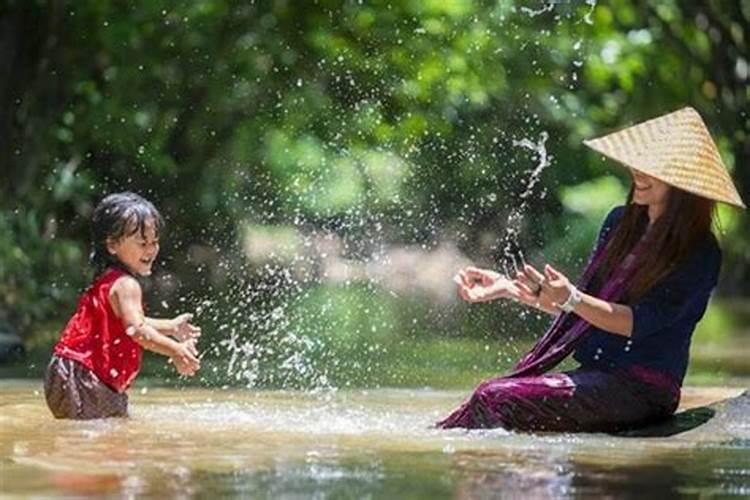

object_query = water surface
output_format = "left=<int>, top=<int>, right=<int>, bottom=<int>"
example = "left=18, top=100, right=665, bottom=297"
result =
left=1, top=380, right=748, bottom=498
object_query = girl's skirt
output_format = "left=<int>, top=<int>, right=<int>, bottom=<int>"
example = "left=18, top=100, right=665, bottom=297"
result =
left=44, top=355, right=129, bottom=419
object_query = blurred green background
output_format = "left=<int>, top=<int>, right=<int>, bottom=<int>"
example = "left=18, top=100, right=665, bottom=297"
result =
left=1, top=0, right=748, bottom=388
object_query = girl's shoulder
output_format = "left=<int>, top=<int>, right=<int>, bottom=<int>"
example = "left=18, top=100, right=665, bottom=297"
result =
left=97, top=267, right=141, bottom=295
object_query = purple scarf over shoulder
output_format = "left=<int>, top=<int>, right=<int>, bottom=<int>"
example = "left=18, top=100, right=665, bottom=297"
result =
left=506, top=232, right=647, bottom=378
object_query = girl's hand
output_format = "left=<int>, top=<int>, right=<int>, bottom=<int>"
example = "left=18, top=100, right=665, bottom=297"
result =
left=453, top=266, right=520, bottom=303
left=171, top=340, right=201, bottom=376
left=171, top=313, right=201, bottom=342
left=514, top=263, right=571, bottom=314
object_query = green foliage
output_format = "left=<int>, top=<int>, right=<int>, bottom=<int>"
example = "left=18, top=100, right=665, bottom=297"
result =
left=0, top=209, right=85, bottom=337
left=1, top=0, right=748, bottom=367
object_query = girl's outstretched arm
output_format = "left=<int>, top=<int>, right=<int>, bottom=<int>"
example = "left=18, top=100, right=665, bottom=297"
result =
left=144, top=313, right=201, bottom=341
left=110, top=276, right=201, bottom=375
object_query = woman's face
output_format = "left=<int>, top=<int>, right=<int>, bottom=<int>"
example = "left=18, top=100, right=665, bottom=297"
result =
left=630, top=169, right=671, bottom=208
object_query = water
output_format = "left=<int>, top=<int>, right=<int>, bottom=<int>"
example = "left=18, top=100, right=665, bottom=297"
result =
left=2, top=380, right=748, bottom=498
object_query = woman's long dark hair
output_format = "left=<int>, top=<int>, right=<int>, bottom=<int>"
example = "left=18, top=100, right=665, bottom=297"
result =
left=91, top=192, right=164, bottom=276
left=595, top=184, right=716, bottom=302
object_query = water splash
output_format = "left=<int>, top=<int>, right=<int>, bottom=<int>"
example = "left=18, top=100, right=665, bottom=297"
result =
left=495, top=132, right=553, bottom=277
left=520, top=2, right=556, bottom=18
left=583, top=0, right=598, bottom=25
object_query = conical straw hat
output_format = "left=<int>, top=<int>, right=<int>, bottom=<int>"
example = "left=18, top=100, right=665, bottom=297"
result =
left=584, top=107, right=746, bottom=209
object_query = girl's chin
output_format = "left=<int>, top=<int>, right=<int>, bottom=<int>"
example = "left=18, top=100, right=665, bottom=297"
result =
left=126, top=264, right=152, bottom=276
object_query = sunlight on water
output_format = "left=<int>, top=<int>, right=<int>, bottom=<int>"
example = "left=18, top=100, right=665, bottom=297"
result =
left=2, top=381, right=748, bottom=498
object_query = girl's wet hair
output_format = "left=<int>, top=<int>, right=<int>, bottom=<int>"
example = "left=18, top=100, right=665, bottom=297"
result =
left=91, top=192, right=164, bottom=274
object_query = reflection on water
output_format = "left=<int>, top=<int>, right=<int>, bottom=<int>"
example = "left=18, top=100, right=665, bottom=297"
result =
left=1, top=380, right=748, bottom=498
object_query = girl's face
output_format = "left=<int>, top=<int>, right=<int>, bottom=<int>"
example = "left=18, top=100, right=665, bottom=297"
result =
left=630, top=169, right=671, bottom=209
left=107, top=218, right=160, bottom=276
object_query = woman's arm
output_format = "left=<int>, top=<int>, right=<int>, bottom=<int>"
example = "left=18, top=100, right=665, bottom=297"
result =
left=515, top=263, right=633, bottom=336
left=568, top=291, right=633, bottom=337
left=454, top=266, right=560, bottom=315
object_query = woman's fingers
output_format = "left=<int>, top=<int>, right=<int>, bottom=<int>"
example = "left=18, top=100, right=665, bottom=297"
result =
left=456, top=281, right=472, bottom=302
left=543, top=264, right=570, bottom=290
left=516, top=288, right=538, bottom=304
left=454, top=269, right=473, bottom=288
left=463, top=266, right=487, bottom=277
left=544, top=264, right=560, bottom=280
left=513, top=278, right=536, bottom=297
left=456, top=281, right=491, bottom=303
left=466, top=266, right=502, bottom=285
left=523, top=264, right=545, bottom=284
left=515, top=270, right=536, bottom=291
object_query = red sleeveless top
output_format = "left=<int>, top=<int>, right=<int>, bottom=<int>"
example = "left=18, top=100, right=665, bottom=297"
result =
left=54, top=268, right=143, bottom=392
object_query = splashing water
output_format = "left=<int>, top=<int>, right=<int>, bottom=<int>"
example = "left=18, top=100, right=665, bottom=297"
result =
left=515, top=132, right=551, bottom=201
left=208, top=128, right=556, bottom=392
left=494, top=132, right=553, bottom=278
left=519, top=3, right=556, bottom=18
left=187, top=4, right=592, bottom=394
left=583, top=0, right=598, bottom=25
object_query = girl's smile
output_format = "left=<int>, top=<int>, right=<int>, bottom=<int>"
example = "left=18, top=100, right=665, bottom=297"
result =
left=107, top=218, right=160, bottom=276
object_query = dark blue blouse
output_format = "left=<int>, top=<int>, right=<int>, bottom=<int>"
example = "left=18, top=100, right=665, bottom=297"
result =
left=573, top=206, right=722, bottom=385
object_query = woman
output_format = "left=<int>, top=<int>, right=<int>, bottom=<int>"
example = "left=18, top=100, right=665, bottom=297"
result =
left=439, top=107, right=746, bottom=432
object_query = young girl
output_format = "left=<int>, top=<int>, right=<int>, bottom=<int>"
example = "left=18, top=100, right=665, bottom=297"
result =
left=440, top=107, right=746, bottom=432
left=44, top=192, right=202, bottom=419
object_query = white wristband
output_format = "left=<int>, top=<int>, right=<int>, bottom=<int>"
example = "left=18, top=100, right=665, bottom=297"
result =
left=557, top=284, right=582, bottom=313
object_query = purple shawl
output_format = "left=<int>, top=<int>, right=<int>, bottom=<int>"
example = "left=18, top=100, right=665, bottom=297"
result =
left=507, top=232, right=647, bottom=378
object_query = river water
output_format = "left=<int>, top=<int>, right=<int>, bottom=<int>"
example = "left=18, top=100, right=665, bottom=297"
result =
left=1, top=380, right=747, bottom=498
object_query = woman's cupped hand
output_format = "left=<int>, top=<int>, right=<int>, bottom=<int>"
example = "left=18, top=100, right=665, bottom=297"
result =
left=453, top=266, right=521, bottom=303
left=514, top=263, right=572, bottom=314
left=454, top=263, right=572, bottom=316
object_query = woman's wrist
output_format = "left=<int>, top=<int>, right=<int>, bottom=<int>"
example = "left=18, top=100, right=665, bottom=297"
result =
left=556, top=284, right=582, bottom=313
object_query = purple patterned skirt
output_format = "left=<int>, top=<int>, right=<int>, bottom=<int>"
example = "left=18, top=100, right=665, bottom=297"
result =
left=44, top=355, right=129, bottom=419
left=438, top=366, right=680, bottom=432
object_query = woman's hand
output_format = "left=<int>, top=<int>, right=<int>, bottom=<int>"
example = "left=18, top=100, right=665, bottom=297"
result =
left=170, top=313, right=201, bottom=342
left=453, top=266, right=521, bottom=303
left=541, top=264, right=573, bottom=307
left=514, top=263, right=572, bottom=313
